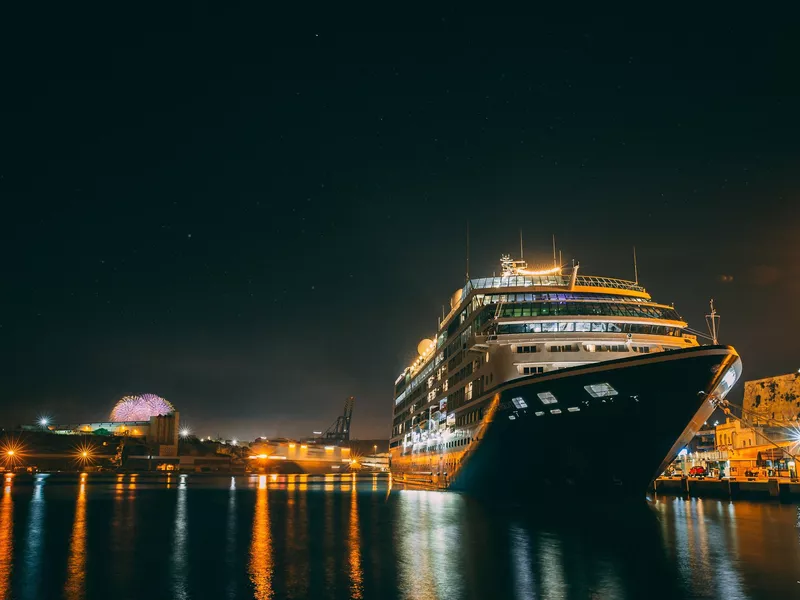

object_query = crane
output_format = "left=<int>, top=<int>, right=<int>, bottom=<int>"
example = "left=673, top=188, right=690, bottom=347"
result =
left=324, top=396, right=355, bottom=444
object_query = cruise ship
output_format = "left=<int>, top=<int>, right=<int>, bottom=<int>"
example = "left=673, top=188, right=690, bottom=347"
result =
left=389, top=255, right=741, bottom=498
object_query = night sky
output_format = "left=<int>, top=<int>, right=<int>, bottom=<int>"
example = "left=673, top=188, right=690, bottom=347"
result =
left=1, top=7, right=798, bottom=440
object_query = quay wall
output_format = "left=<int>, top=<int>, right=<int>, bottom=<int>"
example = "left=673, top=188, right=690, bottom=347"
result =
left=653, top=476, right=800, bottom=501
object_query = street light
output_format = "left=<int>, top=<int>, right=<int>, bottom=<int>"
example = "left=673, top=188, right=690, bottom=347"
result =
left=39, top=417, right=49, bottom=428
left=180, top=428, right=190, bottom=438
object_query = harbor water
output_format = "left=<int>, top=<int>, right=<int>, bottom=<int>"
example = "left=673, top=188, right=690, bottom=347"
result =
left=0, top=474, right=798, bottom=599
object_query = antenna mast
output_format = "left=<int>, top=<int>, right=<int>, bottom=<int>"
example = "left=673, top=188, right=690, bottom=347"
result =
left=705, top=299, right=720, bottom=345
left=552, top=235, right=556, bottom=269
left=633, top=246, right=639, bottom=285
left=519, top=229, right=524, bottom=260
left=466, top=222, right=470, bottom=283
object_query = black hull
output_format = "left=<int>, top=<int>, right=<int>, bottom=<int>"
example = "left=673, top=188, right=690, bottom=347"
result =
left=397, top=345, right=741, bottom=500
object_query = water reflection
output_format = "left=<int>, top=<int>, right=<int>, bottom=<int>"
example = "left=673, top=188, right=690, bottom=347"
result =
left=285, top=475, right=309, bottom=598
left=0, top=476, right=799, bottom=600
left=0, top=482, right=13, bottom=599
left=654, top=497, right=746, bottom=598
left=510, top=525, right=534, bottom=600
left=538, top=533, right=566, bottom=598
left=249, top=475, right=273, bottom=599
left=396, top=490, right=466, bottom=600
left=225, top=480, right=238, bottom=600
left=349, top=475, right=363, bottom=599
left=171, top=478, right=188, bottom=600
left=324, top=479, right=335, bottom=591
left=20, top=481, right=45, bottom=600
left=64, top=483, right=87, bottom=600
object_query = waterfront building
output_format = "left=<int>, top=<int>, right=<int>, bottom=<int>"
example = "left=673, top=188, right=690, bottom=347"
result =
left=46, top=413, right=179, bottom=455
left=389, top=254, right=741, bottom=497
left=714, top=418, right=796, bottom=477
left=247, top=439, right=353, bottom=474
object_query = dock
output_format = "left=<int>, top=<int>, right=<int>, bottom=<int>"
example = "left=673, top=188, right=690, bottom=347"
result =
left=653, top=476, right=800, bottom=501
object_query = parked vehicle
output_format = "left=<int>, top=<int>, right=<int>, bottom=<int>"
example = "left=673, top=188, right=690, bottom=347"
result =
left=689, top=466, right=706, bottom=478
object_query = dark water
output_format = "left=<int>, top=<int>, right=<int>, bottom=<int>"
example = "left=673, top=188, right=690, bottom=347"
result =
left=1, top=474, right=799, bottom=599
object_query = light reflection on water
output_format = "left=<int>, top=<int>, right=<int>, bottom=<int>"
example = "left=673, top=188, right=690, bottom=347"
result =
left=396, top=490, right=466, bottom=600
left=20, top=481, right=45, bottom=600
left=225, top=479, right=238, bottom=600
left=171, top=477, right=189, bottom=600
left=249, top=475, right=273, bottom=599
left=510, top=525, right=534, bottom=600
left=64, top=483, right=87, bottom=600
left=0, top=483, right=13, bottom=599
left=285, top=474, right=309, bottom=598
left=349, top=474, right=363, bottom=599
left=0, top=477, right=798, bottom=599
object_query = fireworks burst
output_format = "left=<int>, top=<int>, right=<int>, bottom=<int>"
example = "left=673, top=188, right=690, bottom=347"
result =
left=110, top=394, right=175, bottom=422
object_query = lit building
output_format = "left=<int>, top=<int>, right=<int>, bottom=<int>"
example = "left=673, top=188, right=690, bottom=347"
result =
left=715, top=418, right=796, bottom=477
left=48, top=393, right=180, bottom=457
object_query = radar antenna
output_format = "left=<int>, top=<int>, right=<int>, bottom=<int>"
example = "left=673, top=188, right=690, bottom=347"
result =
left=705, top=299, right=720, bottom=345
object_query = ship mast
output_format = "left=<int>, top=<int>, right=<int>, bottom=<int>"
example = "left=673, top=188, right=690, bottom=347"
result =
left=705, top=299, right=720, bottom=345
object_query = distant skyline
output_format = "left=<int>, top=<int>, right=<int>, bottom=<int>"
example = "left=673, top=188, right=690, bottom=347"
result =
left=1, top=7, right=798, bottom=440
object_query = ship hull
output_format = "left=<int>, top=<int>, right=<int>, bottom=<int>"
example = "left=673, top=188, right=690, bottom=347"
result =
left=392, top=345, right=741, bottom=499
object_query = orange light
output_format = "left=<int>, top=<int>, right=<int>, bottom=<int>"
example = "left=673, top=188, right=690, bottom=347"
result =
left=81, top=451, right=88, bottom=458
left=6, top=451, right=13, bottom=457
left=289, top=443, right=296, bottom=448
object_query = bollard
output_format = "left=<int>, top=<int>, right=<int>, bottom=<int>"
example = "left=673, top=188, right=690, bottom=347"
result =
left=767, top=478, right=779, bottom=498
left=729, top=480, right=739, bottom=499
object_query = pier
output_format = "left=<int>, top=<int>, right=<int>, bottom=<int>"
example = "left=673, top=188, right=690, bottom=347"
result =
left=653, top=476, right=800, bottom=501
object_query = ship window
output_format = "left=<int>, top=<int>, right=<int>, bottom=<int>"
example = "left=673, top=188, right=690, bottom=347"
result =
left=541, top=322, right=557, bottom=333
left=515, top=345, right=538, bottom=353
left=558, top=322, right=575, bottom=332
left=535, top=411, right=545, bottom=416
left=512, top=397, right=528, bottom=409
left=575, top=322, right=591, bottom=332
left=591, top=322, right=606, bottom=332
left=550, top=409, right=562, bottom=415
left=584, top=383, right=619, bottom=398
left=549, top=344, right=576, bottom=352
left=537, top=391, right=558, bottom=405
left=522, top=366, right=544, bottom=375
left=567, top=407, right=580, bottom=412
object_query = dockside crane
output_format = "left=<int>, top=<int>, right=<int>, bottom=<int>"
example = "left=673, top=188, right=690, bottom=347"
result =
left=324, top=396, right=355, bottom=444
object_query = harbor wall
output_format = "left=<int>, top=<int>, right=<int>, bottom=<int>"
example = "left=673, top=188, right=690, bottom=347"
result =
left=653, top=476, right=800, bottom=501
